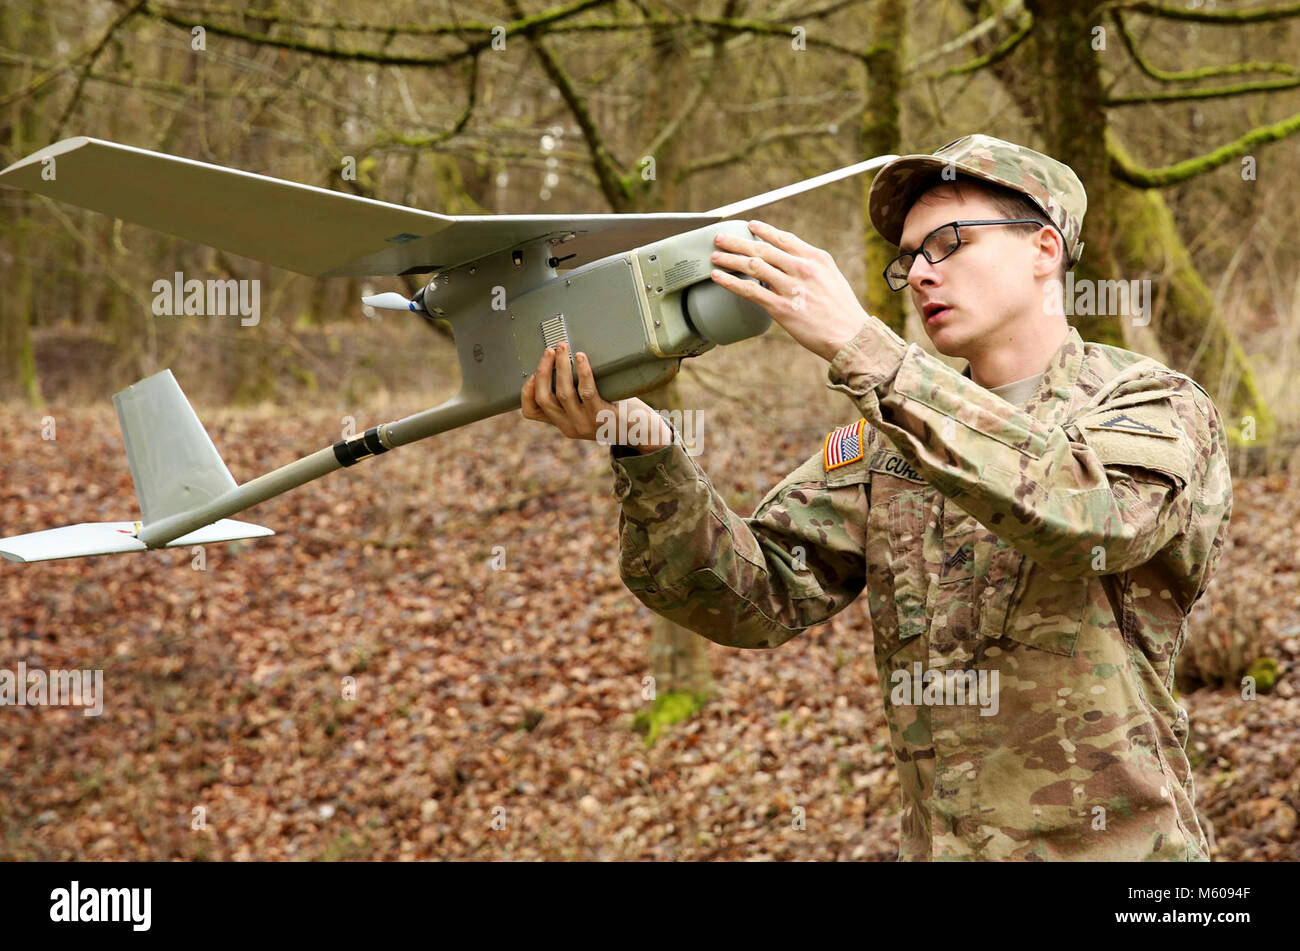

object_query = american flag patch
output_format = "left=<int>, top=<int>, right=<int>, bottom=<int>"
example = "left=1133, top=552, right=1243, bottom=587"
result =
left=824, top=419, right=866, bottom=470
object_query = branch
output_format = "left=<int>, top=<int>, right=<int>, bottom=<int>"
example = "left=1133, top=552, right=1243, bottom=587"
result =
left=0, top=1, right=150, bottom=109
left=1110, top=11, right=1297, bottom=83
left=907, top=0, right=1024, bottom=72
left=147, top=0, right=866, bottom=37
left=683, top=14, right=870, bottom=59
left=376, top=54, right=481, bottom=150
left=0, top=48, right=248, bottom=98
left=678, top=103, right=860, bottom=177
left=510, top=0, right=629, bottom=209
left=52, top=0, right=148, bottom=137
left=923, top=9, right=1033, bottom=79
left=1101, top=1, right=1300, bottom=23
left=148, top=0, right=605, bottom=36
left=137, top=0, right=614, bottom=69
left=639, top=0, right=737, bottom=166
left=1105, top=75, right=1300, bottom=105
left=33, top=195, right=159, bottom=317
left=1106, top=111, right=1300, bottom=187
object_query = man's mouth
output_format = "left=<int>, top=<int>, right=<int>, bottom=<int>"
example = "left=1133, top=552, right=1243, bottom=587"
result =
left=923, top=302, right=951, bottom=324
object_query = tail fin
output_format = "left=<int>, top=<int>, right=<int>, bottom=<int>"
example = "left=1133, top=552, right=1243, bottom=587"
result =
left=0, top=370, right=273, bottom=563
left=113, top=370, right=239, bottom=524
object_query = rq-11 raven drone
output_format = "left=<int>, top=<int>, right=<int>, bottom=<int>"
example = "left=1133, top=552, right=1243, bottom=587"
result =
left=0, top=137, right=896, bottom=562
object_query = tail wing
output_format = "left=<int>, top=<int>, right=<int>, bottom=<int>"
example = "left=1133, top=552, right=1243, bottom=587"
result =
left=0, top=370, right=273, bottom=563
left=113, top=370, right=239, bottom=524
left=0, top=519, right=273, bottom=564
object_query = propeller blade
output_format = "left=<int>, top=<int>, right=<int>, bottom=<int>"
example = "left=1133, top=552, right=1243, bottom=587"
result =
left=362, top=292, right=418, bottom=311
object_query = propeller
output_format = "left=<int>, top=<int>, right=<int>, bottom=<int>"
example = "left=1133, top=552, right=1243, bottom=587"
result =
left=362, top=292, right=421, bottom=311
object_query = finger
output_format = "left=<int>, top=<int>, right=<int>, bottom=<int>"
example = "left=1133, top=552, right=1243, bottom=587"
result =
left=532, top=347, right=559, bottom=410
left=552, top=343, right=590, bottom=432
left=553, top=342, right=576, bottom=400
left=521, top=374, right=547, bottom=422
left=535, top=344, right=554, bottom=378
left=714, top=229, right=802, bottom=277
left=710, top=249, right=796, bottom=295
left=747, top=219, right=823, bottom=259
left=575, top=352, right=605, bottom=406
left=710, top=268, right=787, bottom=313
left=532, top=347, right=583, bottom=435
left=522, top=374, right=565, bottom=429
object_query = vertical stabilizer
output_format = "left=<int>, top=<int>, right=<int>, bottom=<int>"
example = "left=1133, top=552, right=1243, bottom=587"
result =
left=112, top=370, right=238, bottom=525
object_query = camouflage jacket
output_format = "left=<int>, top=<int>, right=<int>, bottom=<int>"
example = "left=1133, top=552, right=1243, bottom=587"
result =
left=609, top=321, right=1233, bottom=861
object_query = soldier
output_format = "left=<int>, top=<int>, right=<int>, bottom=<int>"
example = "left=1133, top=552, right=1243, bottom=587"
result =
left=519, top=134, right=1233, bottom=862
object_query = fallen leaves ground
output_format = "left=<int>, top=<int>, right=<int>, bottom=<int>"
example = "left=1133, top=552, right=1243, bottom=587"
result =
left=1, top=333, right=1295, bottom=861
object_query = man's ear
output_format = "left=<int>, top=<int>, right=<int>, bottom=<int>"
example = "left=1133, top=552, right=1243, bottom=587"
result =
left=1032, top=225, right=1065, bottom=279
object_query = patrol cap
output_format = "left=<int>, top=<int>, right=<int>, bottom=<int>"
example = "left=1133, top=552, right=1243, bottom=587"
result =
left=868, top=133, right=1087, bottom=268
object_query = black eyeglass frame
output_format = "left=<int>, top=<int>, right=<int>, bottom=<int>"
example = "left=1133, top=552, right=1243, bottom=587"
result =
left=882, top=218, right=1049, bottom=291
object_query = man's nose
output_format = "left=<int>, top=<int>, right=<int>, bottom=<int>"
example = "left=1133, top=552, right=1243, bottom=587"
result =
left=906, top=252, right=940, bottom=290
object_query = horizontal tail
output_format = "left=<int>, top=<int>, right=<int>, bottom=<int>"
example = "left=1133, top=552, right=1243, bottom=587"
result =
left=0, top=519, right=274, bottom=564
left=0, top=370, right=274, bottom=563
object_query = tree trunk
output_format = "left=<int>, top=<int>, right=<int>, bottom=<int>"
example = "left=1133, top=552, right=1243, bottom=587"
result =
left=0, top=2, right=43, bottom=404
left=1107, top=177, right=1276, bottom=449
left=638, top=375, right=715, bottom=701
left=635, top=22, right=713, bottom=705
left=1023, top=0, right=1126, bottom=349
left=960, top=0, right=1270, bottom=441
left=861, top=0, right=906, bottom=335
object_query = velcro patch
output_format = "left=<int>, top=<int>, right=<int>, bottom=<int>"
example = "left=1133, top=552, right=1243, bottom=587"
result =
left=1077, top=401, right=1190, bottom=486
left=868, top=449, right=927, bottom=484
left=824, top=419, right=866, bottom=471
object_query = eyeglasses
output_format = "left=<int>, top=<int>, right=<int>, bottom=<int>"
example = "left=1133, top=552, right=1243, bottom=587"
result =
left=883, top=219, right=1047, bottom=291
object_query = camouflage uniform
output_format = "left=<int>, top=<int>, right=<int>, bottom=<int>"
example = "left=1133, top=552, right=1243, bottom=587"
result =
left=608, top=136, right=1233, bottom=861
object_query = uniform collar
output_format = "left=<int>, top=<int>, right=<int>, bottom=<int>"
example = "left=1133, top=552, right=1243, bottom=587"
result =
left=959, top=325, right=1086, bottom=427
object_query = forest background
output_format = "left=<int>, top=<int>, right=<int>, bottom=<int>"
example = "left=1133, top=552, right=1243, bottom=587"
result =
left=1, top=0, right=1297, bottom=860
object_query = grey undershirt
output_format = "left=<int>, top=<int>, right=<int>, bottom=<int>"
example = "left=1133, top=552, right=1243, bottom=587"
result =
left=987, top=370, right=1044, bottom=408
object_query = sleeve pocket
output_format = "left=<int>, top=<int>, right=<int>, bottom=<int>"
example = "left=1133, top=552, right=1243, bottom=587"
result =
left=1075, top=400, right=1191, bottom=489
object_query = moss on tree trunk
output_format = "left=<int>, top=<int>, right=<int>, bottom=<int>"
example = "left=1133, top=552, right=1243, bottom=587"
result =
left=1107, top=178, right=1275, bottom=447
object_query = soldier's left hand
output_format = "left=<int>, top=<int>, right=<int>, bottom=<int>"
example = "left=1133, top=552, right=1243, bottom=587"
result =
left=709, top=219, right=870, bottom=363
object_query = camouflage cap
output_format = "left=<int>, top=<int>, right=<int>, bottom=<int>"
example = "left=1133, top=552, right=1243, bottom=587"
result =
left=868, top=133, right=1087, bottom=268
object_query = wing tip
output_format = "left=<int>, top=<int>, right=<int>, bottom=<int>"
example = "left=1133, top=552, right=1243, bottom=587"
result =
left=0, top=136, right=95, bottom=179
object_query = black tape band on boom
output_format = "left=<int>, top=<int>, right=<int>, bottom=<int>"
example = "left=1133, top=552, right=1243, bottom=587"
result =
left=332, top=427, right=390, bottom=468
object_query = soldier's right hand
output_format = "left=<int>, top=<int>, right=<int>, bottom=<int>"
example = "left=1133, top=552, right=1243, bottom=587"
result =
left=520, top=342, right=673, bottom=452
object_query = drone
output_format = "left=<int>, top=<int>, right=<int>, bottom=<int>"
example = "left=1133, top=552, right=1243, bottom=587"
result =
left=0, top=137, right=896, bottom=562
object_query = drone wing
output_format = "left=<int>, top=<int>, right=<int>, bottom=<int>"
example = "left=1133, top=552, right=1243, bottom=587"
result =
left=0, top=137, right=461, bottom=277
left=1, top=138, right=895, bottom=277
